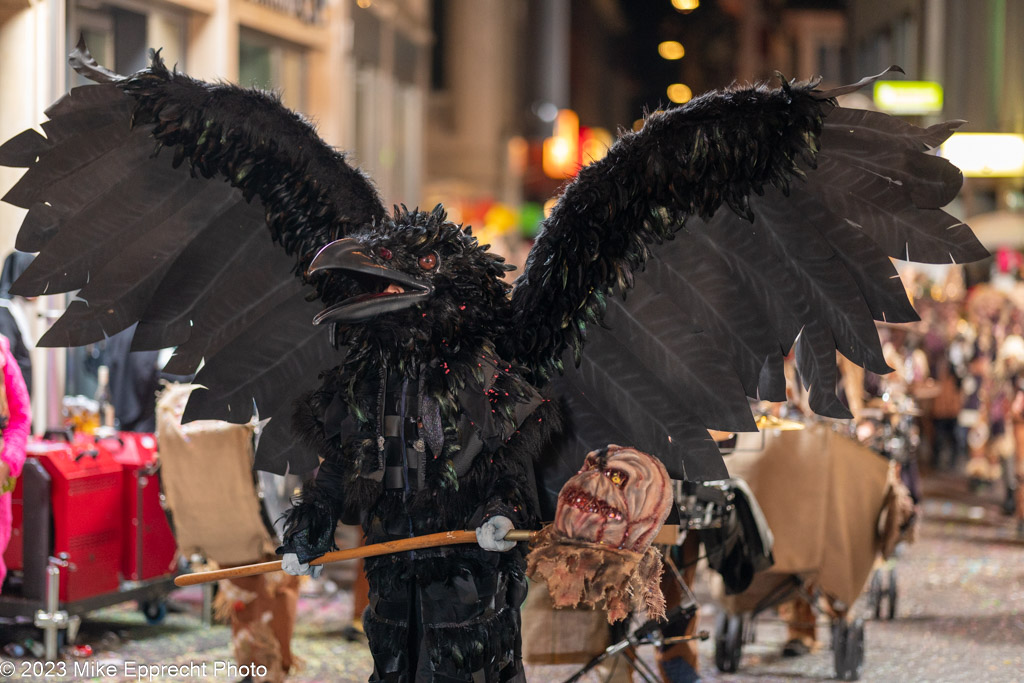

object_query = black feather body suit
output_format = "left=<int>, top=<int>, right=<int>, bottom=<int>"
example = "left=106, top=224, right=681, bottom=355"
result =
left=279, top=208, right=559, bottom=681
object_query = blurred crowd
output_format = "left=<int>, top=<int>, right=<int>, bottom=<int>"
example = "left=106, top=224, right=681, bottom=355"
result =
left=857, top=260, right=1024, bottom=538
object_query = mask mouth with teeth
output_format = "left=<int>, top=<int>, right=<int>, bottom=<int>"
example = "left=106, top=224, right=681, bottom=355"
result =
left=554, top=445, right=673, bottom=551
left=527, top=445, right=674, bottom=623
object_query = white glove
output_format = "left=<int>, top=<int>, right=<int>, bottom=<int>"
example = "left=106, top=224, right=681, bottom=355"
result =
left=475, top=515, right=516, bottom=552
left=281, top=552, right=323, bottom=578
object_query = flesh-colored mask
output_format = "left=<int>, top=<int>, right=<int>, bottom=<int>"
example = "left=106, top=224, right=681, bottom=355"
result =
left=554, top=445, right=672, bottom=551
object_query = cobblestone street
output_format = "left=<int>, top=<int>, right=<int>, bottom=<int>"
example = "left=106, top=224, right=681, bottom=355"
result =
left=2, top=471, right=1022, bottom=683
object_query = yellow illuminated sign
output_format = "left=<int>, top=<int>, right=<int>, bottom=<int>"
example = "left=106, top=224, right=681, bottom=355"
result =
left=872, top=81, right=943, bottom=115
left=940, top=133, right=1024, bottom=178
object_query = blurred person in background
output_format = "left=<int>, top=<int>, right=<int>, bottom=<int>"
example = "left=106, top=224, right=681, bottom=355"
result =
left=994, top=334, right=1024, bottom=525
left=0, top=332, right=33, bottom=592
left=103, top=323, right=167, bottom=432
left=930, top=353, right=963, bottom=471
left=0, top=252, right=36, bottom=395
left=1009, top=382, right=1024, bottom=536
left=917, top=304, right=961, bottom=471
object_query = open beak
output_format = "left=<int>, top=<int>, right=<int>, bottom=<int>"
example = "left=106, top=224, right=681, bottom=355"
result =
left=307, top=238, right=433, bottom=324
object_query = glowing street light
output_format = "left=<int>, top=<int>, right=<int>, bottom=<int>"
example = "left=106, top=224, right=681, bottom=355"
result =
left=542, top=111, right=613, bottom=179
left=667, top=83, right=692, bottom=104
left=581, top=127, right=612, bottom=165
left=543, top=137, right=574, bottom=178
left=658, top=41, right=685, bottom=60
left=543, top=109, right=580, bottom=179
left=671, top=0, right=699, bottom=12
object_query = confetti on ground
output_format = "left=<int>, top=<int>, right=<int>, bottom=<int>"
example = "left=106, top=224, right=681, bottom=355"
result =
left=1, top=470, right=1021, bottom=681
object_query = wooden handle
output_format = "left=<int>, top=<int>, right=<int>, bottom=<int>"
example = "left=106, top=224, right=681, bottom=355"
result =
left=173, top=529, right=536, bottom=587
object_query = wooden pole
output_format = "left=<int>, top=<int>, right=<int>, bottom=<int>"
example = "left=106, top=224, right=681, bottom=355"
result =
left=173, top=529, right=536, bottom=587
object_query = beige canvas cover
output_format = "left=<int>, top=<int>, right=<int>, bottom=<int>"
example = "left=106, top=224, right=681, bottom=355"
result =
left=717, top=424, right=890, bottom=611
left=521, top=581, right=611, bottom=664
left=156, top=384, right=277, bottom=567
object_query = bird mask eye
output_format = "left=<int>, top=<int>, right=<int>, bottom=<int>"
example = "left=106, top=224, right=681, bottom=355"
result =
left=418, top=252, right=438, bottom=270
left=378, top=246, right=393, bottom=260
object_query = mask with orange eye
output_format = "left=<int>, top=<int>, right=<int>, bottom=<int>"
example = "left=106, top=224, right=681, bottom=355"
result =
left=605, top=469, right=628, bottom=487
left=553, top=445, right=673, bottom=552
left=528, top=445, right=675, bottom=624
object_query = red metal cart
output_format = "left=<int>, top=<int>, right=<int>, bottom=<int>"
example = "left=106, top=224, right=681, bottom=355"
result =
left=1, top=432, right=178, bottom=659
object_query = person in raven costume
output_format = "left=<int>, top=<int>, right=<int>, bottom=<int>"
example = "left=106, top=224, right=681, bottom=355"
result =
left=277, top=210, right=558, bottom=680
left=0, top=44, right=985, bottom=682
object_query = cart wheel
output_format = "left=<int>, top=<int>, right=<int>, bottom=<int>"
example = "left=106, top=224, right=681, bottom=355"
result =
left=832, top=619, right=845, bottom=653
left=714, top=611, right=743, bottom=673
left=868, top=569, right=883, bottom=619
left=834, top=618, right=865, bottom=681
left=886, top=568, right=898, bottom=620
left=141, top=599, right=168, bottom=625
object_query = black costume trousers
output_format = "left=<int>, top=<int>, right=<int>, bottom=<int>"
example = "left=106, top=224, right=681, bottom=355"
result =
left=362, top=542, right=527, bottom=683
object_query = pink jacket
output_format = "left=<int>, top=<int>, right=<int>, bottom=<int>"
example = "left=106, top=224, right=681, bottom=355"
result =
left=0, top=334, right=30, bottom=478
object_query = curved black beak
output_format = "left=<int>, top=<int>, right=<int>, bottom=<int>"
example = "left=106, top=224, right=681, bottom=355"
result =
left=307, top=238, right=433, bottom=325
left=307, top=238, right=362, bottom=276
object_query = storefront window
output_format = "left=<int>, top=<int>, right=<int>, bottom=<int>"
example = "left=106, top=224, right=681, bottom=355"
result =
left=63, top=1, right=186, bottom=400
left=239, top=40, right=274, bottom=90
left=239, top=29, right=308, bottom=112
left=355, top=66, right=380, bottom=179
left=68, top=1, right=186, bottom=86
left=69, top=10, right=114, bottom=88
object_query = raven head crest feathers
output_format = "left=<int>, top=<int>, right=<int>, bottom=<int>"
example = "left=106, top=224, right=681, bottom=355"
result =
left=307, top=205, right=515, bottom=364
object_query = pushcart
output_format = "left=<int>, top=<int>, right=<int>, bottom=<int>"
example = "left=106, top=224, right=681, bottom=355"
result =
left=710, top=423, right=901, bottom=680
left=855, top=400, right=922, bottom=622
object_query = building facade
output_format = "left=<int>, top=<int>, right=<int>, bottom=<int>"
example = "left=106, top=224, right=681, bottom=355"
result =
left=0, top=0, right=431, bottom=428
left=849, top=0, right=1024, bottom=219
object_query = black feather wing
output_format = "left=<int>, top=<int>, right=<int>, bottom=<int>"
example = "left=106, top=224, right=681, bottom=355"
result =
left=0, top=46, right=385, bottom=474
left=508, top=69, right=986, bottom=479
